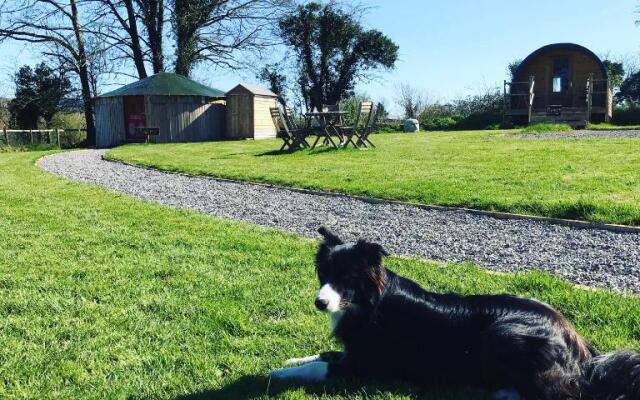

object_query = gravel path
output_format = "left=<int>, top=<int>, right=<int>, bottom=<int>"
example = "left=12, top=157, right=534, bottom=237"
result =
left=509, top=129, right=640, bottom=139
left=38, top=150, right=640, bottom=293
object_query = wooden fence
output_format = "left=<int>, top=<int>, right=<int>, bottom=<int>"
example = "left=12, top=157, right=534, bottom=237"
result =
left=1, top=128, right=87, bottom=149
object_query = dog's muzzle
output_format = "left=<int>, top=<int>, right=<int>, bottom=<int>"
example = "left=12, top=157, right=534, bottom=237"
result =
left=314, top=297, right=329, bottom=311
left=315, top=284, right=342, bottom=313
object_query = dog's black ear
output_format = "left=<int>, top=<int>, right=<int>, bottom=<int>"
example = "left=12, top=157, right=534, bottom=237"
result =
left=318, top=226, right=343, bottom=246
left=355, top=239, right=389, bottom=268
left=355, top=239, right=389, bottom=295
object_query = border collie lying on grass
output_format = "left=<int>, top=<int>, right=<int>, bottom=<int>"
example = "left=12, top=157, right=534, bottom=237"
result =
left=270, top=227, right=640, bottom=400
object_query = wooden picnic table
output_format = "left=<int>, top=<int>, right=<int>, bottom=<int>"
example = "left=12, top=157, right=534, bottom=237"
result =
left=305, top=111, right=347, bottom=149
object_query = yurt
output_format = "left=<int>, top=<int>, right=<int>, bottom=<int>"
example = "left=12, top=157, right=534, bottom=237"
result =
left=95, top=73, right=226, bottom=148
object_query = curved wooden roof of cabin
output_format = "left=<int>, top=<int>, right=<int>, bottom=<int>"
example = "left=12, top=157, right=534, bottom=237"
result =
left=99, top=72, right=225, bottom=98
left=515, top=43, right=607, bottom=80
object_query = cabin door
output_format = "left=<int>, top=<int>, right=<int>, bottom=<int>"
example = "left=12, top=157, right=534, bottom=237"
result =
left=123, top=95, right=147, bottom=141
left=550, top=57, right=572, bottom=107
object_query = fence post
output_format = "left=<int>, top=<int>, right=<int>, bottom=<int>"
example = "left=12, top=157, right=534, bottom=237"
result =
left=3, top=128, right=7, bottom=146
left=528, top=76, right=535, bottom=124
left=586, top=73, right=594, bottom=123
left=56, top=128, right=61, bottom=149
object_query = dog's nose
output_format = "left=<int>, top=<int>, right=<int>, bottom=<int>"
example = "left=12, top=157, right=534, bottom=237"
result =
left=315, top=297, right=329, bottom=311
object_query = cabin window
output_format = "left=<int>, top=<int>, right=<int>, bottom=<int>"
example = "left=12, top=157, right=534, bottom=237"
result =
left=552, top=57, right=569, bottom=94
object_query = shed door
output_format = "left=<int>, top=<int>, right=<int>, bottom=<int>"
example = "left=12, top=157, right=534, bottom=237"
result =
left=123, top=95, right=147, bottom=141
left=550, top=57, right=572, bottom=107
left=228, top=95, right=253, bottom=138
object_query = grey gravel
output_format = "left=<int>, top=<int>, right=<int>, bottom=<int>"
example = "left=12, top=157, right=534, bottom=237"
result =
left=38, top=150, right=640, bottom=293
left=508, top=129, right=640, bottom=139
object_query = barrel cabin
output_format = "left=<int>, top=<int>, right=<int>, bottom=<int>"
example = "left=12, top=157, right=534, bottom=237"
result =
left=504, top=43, right=612, bottom=126
left=94, top=73, right=226, bottom=148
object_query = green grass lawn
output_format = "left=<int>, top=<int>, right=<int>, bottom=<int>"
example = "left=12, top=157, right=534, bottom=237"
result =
left=587, top=122, right=640, bottom=130
left=106, top=130, right=640, bottom=225
left=520, top=123, right=573, bottom=133
left=2, top=150, right=640, bottom=399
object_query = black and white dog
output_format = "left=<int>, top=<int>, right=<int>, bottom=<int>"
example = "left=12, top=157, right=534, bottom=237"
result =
left=270, top=227, right=640, bottom=400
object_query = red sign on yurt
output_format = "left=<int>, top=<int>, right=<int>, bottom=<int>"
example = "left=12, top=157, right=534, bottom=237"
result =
left=123, top=96, right=146, bottom=140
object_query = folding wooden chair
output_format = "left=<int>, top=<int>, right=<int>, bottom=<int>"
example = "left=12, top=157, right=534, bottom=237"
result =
left=284, top=108, right=311, bottom=148
left=270, top=107, right=309, bottom=151
left=357, top=103, right=383, bottom=148
left=341, top=101, right=374, bottom=149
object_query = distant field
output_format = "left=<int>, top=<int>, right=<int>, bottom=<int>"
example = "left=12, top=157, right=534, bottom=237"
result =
left=107, top=130, right=640, bottom=225
left=1, top=150, right=640, bottom=399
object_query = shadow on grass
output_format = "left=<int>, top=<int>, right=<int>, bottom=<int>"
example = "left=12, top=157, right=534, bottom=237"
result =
left=255, top=149, right=300, bottom=157
left=174, top=374, right=490, bottom=400
left=255, top=146, right=341, bottom=157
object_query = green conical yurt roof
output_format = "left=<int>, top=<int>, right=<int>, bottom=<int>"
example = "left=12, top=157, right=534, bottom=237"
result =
left=99, top=73, right=225, bottom=98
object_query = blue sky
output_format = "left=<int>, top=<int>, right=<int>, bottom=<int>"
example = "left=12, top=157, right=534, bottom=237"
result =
left=0, top=0, right=638, bottom=112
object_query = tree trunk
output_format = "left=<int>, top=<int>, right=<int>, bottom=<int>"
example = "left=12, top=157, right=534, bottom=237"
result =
left=309, top=84, right=324, bottom=111
left=136, top=0, right=164, bottom=74
left=147, top=0, right=164, bottom=73
left=70, top=0, right=96, bottom=146
left=79, top=64, right=96, bottom=147
left=123, top=0, right=148, bottom=79
left=174, top=32, right=193, bottom=77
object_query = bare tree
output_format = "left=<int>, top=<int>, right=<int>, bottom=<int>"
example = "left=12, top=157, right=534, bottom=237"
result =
left=92, top=0, right=149, bottom=78
left=91, top=0, right=164, bottom=78
left=0, top=0, right=98, bottom=145
left=395, top=83, right=428, bottom=119
left=172, top=0, right=292, bottom=77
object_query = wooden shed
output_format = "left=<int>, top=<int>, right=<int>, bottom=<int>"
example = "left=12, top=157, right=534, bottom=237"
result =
left=225, top=84, right=279, bottom=139
left=95, top=73, right=226, bottom=148
left=504, top=43, right=612, bottom=126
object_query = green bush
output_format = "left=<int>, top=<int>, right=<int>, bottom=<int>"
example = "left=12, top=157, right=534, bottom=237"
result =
left=50, top=112, right=86, bottom=129
left=420, top=115, right=458, bottom=131
left=612, top=103, right=640, bottom=125
left=378, top=123, right=403, bottom=133
left=417, top=89, right=504, bottom=131
left=455, top=112, right=502, bottom=131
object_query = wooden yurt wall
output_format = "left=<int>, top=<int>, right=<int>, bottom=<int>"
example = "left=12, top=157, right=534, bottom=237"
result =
left=253, top=96, right=278, bottom=139
left=95, top=96, right=125, bottom=148
left=145, top=96, right=225, bottom=143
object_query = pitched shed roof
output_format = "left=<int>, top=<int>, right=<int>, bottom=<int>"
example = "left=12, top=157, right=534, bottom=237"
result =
left=227, top=83, right=277, bottom=97
left=99, top=72, right=225, bottom=98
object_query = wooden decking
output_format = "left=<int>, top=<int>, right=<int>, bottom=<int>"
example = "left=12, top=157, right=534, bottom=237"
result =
left=503, top=74, right=611, bottom=126
left=529, top=107, right=589, bottom=128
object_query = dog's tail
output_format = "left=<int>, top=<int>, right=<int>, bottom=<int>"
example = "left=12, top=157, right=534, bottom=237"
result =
left=580, top=350, right=640, bottom=399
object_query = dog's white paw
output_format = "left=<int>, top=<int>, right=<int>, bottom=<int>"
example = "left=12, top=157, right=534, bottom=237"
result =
left=269, top=361, right=329, bottom=383
left=284, top=354, right=320, bottom=366
left=492, top=389, right=522, bottom=400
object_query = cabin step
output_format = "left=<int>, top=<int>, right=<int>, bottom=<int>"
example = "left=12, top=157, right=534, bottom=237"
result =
left=530, top=117, right=587, bottom=128
left=531, top=115, right=587, bottom=121
left=530, top=110, right=588, bottom=128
